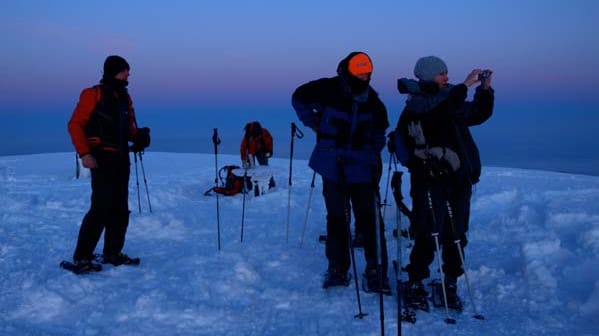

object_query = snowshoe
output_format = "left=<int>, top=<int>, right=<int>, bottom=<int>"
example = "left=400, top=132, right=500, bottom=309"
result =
left=430, top=279, right=463, bottom=312
left=322, top=268, right=351, bottom=288
left=362, top=269, right=392, bottom=295
left=101, top=253, right=140, bottom=266
left=404, top=280, right=430, bottom=312
left=60, top=260, right=102, bottom=275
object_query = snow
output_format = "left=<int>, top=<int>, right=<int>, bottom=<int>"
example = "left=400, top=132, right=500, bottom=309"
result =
left=1, top=152, right=598, bottom=335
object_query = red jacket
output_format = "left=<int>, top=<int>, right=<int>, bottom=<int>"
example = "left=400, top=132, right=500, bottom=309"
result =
left=68, top=85, right=138, bottom=156
left=240, top=128, right=273, bottom=161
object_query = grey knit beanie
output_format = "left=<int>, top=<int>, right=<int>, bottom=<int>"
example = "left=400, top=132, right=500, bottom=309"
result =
left=413, top=56, right=448, bottom=81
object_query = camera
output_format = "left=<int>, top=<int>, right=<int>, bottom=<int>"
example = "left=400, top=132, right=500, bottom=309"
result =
left=478, top=70, right=491, bottom=82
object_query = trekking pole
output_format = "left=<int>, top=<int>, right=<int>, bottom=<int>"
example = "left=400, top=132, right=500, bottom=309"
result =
left=285, top=122, right=303, bottom=243
left=373, top=182, right=386, bottom=335
left=426, top=185, right=456, bottom=324
left=212, top=128, right=222, bottom=251
left=299, top=170, right=316, bottom=247
left=346, top=204, right=368, bottom=319
left=381, top=152, right=394, bottom=219
left=240, top=149, right=249, bottom=243
left=446, top=200, right=485, bottom=320
left=75, top=153, right=80, bottom=179
left=138, top=151, right=152, bottom=213
left=395, top=206, right=402, bottom=336
left=390, top=170, right=416, bottom=333
left=335, top=157, right=367, bottom=320
left=133, top=151, right=142, bottom=214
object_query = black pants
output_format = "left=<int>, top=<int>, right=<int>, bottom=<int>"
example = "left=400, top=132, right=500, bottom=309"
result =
left=256, top=150, right=269, bottom=165
left=73, top=151, right=130, bottom=261
left=406, top=172, right=471, bottom=282
left=322, top=178, right=388, bottom=275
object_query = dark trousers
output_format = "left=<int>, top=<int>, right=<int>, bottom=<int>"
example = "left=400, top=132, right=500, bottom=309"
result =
left=73, top=151, right=130, bottom=261
left=322, top=178, right=388, bottom=275
left=406, top=172, right=471, bottom=281
left=255, top=150, right=269, bottom=165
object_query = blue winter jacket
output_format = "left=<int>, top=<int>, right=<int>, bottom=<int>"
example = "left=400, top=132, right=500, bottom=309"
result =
left=292, top=76, right=389, bottom=183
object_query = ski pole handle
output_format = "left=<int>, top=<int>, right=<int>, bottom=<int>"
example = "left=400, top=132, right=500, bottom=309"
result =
left=212, top=128, right=221, bottom=146
left=291, top=122, right=304, bottom=139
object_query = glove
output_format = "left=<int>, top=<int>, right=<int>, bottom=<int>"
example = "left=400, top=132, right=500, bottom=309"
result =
left=265, top=151, right=272, bottom=158
left=442, top=148, right=461, bottom=171
left=407, top=121, right=426, bottom=145
left=131, top=127, right=151, bottom=152
left=415, top=147, right=461, bottom=172
left=427, top=147, right=444, bottom=160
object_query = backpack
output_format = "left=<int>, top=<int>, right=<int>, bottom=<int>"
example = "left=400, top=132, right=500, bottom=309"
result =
left=204, top=165, right=253, bottom=196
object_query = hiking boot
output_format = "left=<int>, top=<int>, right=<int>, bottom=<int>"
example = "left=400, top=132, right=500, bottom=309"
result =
left=362, top=268, right=392, bottom=295
left=405, top=280, right=429, bottom=311
left=323, top=268, right=350, bottom=288
left=102, top=253, right=140, bottom=266
left=430, top=279, right=463, bottom=312
left=444, top=282, right=463, bottom=311
left=61, top=259, right=102, bottom=274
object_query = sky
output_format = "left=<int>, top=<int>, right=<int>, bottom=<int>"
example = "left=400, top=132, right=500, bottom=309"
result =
left=1, top=152, right=598, bottom=335
left=1, top=1, right=598, bottom=175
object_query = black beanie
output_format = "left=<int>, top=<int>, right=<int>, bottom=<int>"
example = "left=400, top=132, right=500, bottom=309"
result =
left=103, top=55, right=130, bottom=78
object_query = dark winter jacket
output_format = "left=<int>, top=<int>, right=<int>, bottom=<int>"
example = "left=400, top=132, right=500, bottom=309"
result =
left=292, top=76, right=389, bottom=183
left=395, top=78, right=494, bottom=185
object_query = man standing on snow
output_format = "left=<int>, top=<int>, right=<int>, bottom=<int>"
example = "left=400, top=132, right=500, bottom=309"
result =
left=65, top=55, right=150, bottom=273
left=391, top=56, right=494, bottom=310
left=292, top=51, right=390, bottom=293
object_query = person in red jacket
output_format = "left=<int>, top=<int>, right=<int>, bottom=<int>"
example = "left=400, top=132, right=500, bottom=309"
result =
left=66, top=55, right=150, bottom=274
left=240, top=121, right=273, bottom=168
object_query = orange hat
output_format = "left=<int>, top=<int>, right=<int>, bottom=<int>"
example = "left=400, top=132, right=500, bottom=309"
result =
left=348, top=53, right=373, bottom=76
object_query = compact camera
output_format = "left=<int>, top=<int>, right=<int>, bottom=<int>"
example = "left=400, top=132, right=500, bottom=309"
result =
left=478, top=70, right=491, bottom=82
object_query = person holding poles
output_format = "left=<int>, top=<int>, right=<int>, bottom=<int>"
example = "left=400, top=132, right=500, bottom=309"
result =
left=65, top=55, right=150, bottom=274
left=391, top=55, right=494, bottom=312
left=292, top=51, right=390, bottom=294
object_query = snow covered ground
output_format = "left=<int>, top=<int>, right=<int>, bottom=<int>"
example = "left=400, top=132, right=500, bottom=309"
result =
left=1, top=152, right=598, bottom=336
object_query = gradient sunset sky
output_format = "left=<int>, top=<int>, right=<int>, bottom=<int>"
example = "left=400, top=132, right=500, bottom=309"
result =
left=1, top=1, right=598, bottom=174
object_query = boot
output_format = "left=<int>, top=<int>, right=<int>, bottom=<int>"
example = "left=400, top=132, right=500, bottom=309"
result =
left=405, top=280, right=429, bottom=311
left=444, top=277, right=463, bottom=311
left=102, top=252, right=140, bottom=266
left=60, top=259, right=102, bottom=274
left=323, top=267, right=350, bottom=288
left=362, top=268, right=391, bottom=295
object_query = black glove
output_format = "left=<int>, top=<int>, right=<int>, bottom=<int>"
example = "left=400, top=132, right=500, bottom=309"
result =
left=131, top=127, right=151, bottom=152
